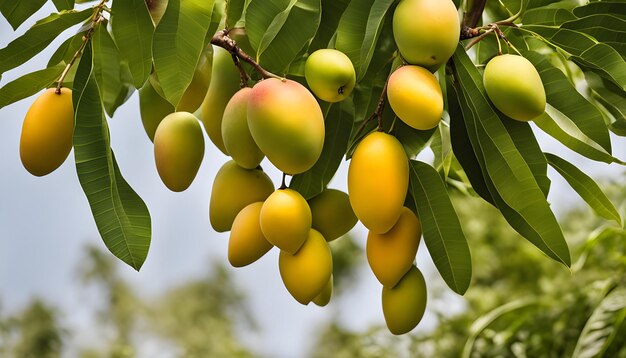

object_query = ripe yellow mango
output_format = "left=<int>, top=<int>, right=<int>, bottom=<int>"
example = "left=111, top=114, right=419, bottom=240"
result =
left=393, top=0, right=460, bottom=71
left=201, top=46, right=241, bottom=154
left=348, top=132, right=408, bottom=234
left=312, top=275, right=333, bottom=307
left=367, top=207, right=422, bottom=287
left=382, top=266, right=427, bottom=335
left=228, top=202, right=273, bottom=267
left=387, top=65, right=443, bottom=130
left=177, top=50, right=212, bottom=113
left=260, top=189, right=312, bottom=254
left=483, top=54, right=546, bottom=121
left=221, top=87, right=264, bottom=169
left=20, top=88, right=74, bottom=176
left=247, top=78, right=325, bottom=175
left=308, top=189, right=357, bottom=242
left=209, top=160, right=274, bottom=232
left=279, top=229, right=333, bottom=305
left=154, top=112, right=205, bottom=192
left=139, top=79, right=174, bottom=142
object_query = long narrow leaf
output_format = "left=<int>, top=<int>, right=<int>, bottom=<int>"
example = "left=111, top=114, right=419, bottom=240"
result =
left=0, top=64, right=64, bottom=109
left=0, top=0, right=47, bottom=30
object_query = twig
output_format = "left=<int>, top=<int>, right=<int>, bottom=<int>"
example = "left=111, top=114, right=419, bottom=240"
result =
left=230, top=51, right=250, bottom=88
left=211, top=29, right=281, bottom=80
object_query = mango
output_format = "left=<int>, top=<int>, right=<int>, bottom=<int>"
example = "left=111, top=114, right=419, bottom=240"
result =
left=200, top=45, right=241, bottom=154
left=382, top=266, right=427, bottom=335
left=177, top=50, right=212, bottom=113
left=247, top=78, right=325, bottom=175
left=312, top=275, right=333, bottom=307
left=221, top=87, right=264, bottom=169
left=367, top=207, right=422, bottom=287
left=279, top=229, right=333, bottom=305
left=348, top=132, right=408, bottom=234
left=304, top=49, right=356, bottom=103
left=483, top=54, right=546, bottom=121
left=209, top=160, right=274, bottom=232
left=387, top=65, right=443, bottom=130
left=308, top=189, right=357, bottom=242
left=20, top=88, right=74, bottom=176
left=153, top=112, right=205, bottom=192
left=393, top=0, right=460, bottom=70
left=228, top=202, right=273, bottom=267
left=139, top=79, right=174, bottom=142
left=260, top=189, right=312, bottom=254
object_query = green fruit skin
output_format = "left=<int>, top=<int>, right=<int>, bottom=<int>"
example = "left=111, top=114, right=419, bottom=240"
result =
left=309, top=189, right=357, bottom=242
left=393, top=0, right=460, bottom=71
left=221, top=87, right=264, bottom=169
left=228, top=202, right=273, bottom=268
left=312, top=275, right=333, bottom=307
left=177, top=51, right=212, bottom=113
left=154, top=112, right=205, bottom=192
left=260, top=189, right=312, bottom=255
left=20, top=88, right=74, bottom=176
left=201, top=46, right=241, bottom=155
left=139, top=79, right=175, bottom=142
left=279, top=229, right=333, bottom=305
left=247, top=78, right=325, bottom=175
left=483, top=54, right=546, bottom=121
left=304, top=49, right=356, bottom=103
left=382, top=266, right=427, bottom=335
left=209, top=160, right=274, bottom=232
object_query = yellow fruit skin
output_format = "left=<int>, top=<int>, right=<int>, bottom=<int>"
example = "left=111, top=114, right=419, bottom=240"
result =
left=304, top=49, right=356, bottom=103
left=247, top=78, right=325, bottom=175
left=348, top=132, right=408, bottom=234
left=382, top=266, right=427, bottom=335
left=228, top=202, right=273, bottom=267
left=209, top=161, right=274, bottom=232
left=279, top=229, right=333, bottom=305
left=393, top=0, right=460, bottom=71
left=201, top=46, right=241, bottom=154
left=139, top=80, right=174, bottom=142
left=20, top=88, right=74, bottom=176
left=483, top=54, right=546, bottom=121
left=312, top=275, right=333, bottom=307
left=154, top=112, right=205, bottom=192
left=260, top=189, right=312, bottom=254
left=367, top=207, right=422, bottom=287
left=177, top=51, right=212, bottom=113
left=309, top=189, right=357, bottom=242
left=387, top=66, right=443, bottom=130
left=221, top=87, right=264, bottom=169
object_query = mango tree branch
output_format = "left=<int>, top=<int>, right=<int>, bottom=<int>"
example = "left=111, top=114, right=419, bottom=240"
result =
left=211, top=29, right=281, bottom=80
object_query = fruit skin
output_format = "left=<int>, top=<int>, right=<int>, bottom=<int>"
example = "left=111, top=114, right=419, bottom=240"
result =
left=221, top=87, right=264, bottom=169
left=304, top=49, right=356, bottom=103
left=209, top=161, right=274, bottom=232
left=308, top=189, right=357, bottom=242
left=279, top=229, right=333, bottom=305
left=177, top=51, right=212, bottom=113
left=228, top=202, right=273, bottom=267
left=260, top=189, right=312, bottom=255
left=367, top=207, right=422, bottom=287
left=382, top=266, right=427, bottom=335
left=393, top=0, right=460, bottom=71
left=139, top=79, right=175, bottom=142
left=200, top=45, right=241, bottom=154
left=387, top=65, right=443, bottom=130
left=247, top=78, right=325, bottom=175
left=20, top=88, right=74, bottom=176
left=348, top=132, right=408, bottom=234
left=312, top=275, right=333, bottom=307
left=483, top=54, right=546, bottom=121
left=154, top=112, right=205, bottom=192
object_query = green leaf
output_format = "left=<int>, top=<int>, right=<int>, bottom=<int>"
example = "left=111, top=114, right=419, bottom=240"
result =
left=111, top=0, right=154, bottom=88
left=561, top=14, right=626, bottom=53
left=409, top=160, right=472, bottom=295
left=153, top=0, right=214, bottom=106
left=451, top=46, right=571, bottom=266
left=0, top=9, right=93, bottom=76
left=309, top=0, right=350, bottom=50
left=0, top=0, right=47, bottom=30
left=246, top=0, right=321, bottom=74
left=52, top=0, right=75, bottom=12
left=290, top=98, right=354, bottom=199
left=522, top=7, right=576, bottom=26
left=0, top=64, right=65, bottom=109
left=392, top=119, right=436, bottom=159
left=573, top=1, right=626, bottom=20
left=585, top=72, right=626, bottom=124
left=545, top=153, right=621, bottom=225
left=47, top=34, right=84, bottom=67
left=72, top=41, right=152, bottom=271
left=225, top=0, right=247, bottom=28
left=335, top=0, right=395, bottom=80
